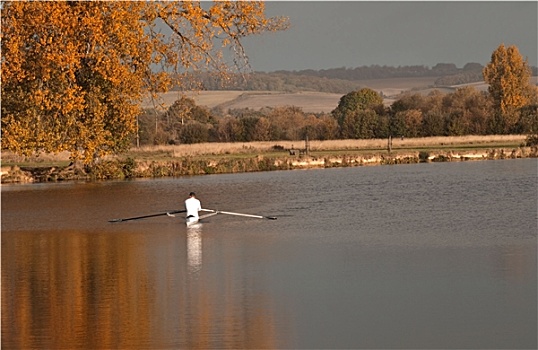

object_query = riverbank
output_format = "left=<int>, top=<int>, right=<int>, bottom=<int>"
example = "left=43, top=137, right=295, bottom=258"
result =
left=1, top=135, right=535, bottom=184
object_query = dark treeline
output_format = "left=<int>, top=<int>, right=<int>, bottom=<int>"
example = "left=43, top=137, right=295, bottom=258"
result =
left=187, top=71, right=364, bottom=94
left=137, top=87, right=537, bottom=146
left=271, top=62, right=538, bottom=84
left=182, top=64, right=537, bottom=94
left=275, top=62, right=477, bottom=80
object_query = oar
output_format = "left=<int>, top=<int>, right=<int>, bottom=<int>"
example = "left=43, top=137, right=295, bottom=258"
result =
left=201, top=208, right=277, bottom=220
left=199, top=212, right=219, bottom=220
left=109, top=210, right=186, bottom=223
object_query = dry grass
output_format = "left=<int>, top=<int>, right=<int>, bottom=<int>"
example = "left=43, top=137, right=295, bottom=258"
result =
left=1, top=135, right=526, bottom=165
left=1, top=150, right=72, bottom=166
left=129, top=135, right=527, bottom=157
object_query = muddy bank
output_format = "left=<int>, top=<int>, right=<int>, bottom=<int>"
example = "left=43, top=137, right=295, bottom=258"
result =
left=2, top=147, right=536, bottom=184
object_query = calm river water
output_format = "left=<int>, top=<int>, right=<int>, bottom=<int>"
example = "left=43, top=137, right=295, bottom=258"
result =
left=2, top=159, right=537, bottom=349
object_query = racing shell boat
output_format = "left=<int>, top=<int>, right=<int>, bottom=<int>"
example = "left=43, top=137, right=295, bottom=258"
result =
left=186, top=212, right=218, bottom=226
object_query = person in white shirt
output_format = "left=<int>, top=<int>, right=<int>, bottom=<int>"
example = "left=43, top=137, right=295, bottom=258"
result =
left=185, top=192, right=202, bottom=220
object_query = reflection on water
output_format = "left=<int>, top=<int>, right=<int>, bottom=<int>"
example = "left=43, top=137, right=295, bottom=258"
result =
left=2, top=231, right=156, bottom=349
left=187, top=224, right=203, bottom=275
left=2, top=159, right=536, bottom=349
left=496, top=244, right=536, bottom=283
left=1, top=228, right=280, bottom=349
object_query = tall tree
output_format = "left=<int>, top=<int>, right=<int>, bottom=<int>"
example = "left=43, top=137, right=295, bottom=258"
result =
left=421, top=91, right=446, bottom=136
left=483, top=44, right=534, bottom=132
left=341, top=110, right=378, bottom=139
left=1, top=1, right=288, bottom=163
left=331, top=88, right=383, bottom=132
left=161, top=96, right=211, bottom=143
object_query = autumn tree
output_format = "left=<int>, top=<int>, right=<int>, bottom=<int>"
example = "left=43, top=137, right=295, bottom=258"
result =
left=341, top=110, right=378, bottom=139
left=164, top=97, right=210, bottom=125
left=216, top=116, right=242, bottom=142
left=390, top=93, right=426, bottom=114
left=401, top=109, right=424, bottom=137
left=331, top=88, right=384, bottom=128
left=161, top=96, right=212, bottom=143
left=178, top=122, right=210, bottom=144
left=301, top=114, right=338, bottom=140
left=252, top=117, right=272, bottom=141
left=269, top=106, right=307, bottom=141
left=1, top=1, right=288, bottom=163
left=331, top=88, right=383, bottom=138
left=315, top=114, right=340, bottom=140
left=483, top=44, right=534, bottom=133
left=442, top=87, right=492, bottom=135
left=421, top=91, right=445, bottom=136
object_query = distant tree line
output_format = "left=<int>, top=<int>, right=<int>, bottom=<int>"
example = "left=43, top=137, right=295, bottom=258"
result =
left=138, top=103, right=338, bottom=145
left=275, top=62, right=476, bottom=80
left=138, top=86, right=537, bottom=146
left=181, top=71, right=364, bottom=94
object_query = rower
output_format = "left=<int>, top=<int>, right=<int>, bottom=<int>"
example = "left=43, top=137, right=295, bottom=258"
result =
left=185, top=192, right=202, bottom=222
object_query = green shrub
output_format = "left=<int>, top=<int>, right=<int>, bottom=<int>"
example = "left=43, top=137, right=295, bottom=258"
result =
left=418, top=151, right=430, bottom=162
left=525, top=134, right=538, bottom=147
left=122, top=157, right=136, bottom=178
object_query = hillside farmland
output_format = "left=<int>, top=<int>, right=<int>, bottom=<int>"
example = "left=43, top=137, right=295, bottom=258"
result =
left=141, top=76, right=537, bottom=114
left=141, top=76, right=441, bottom=113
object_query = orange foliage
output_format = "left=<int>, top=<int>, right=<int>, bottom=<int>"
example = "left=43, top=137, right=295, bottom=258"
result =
left=1, top=1, right=288, bottom=163
left=483, top=44, right=533, bottom=130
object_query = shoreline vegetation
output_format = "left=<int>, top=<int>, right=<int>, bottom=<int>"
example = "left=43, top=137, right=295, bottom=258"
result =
left=1, top=135, right=535, bottom=184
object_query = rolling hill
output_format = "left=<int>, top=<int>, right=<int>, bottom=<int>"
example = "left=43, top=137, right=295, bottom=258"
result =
left=141, top=76, right=537, bottom=114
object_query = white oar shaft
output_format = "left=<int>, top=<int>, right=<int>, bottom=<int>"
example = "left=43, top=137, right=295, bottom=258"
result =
left=218, top=210, right=265, bottom=219
left=199, top=212, right=218, bottom=220
left=200, top=208, right=274, bottom=220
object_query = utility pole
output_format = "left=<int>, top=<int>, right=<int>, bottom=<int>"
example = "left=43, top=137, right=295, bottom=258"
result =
left=136, top=115, right=140, bottom=148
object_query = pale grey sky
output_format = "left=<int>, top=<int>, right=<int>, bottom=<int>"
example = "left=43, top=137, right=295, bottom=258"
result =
left=241, top=1, right=538, bottom=72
